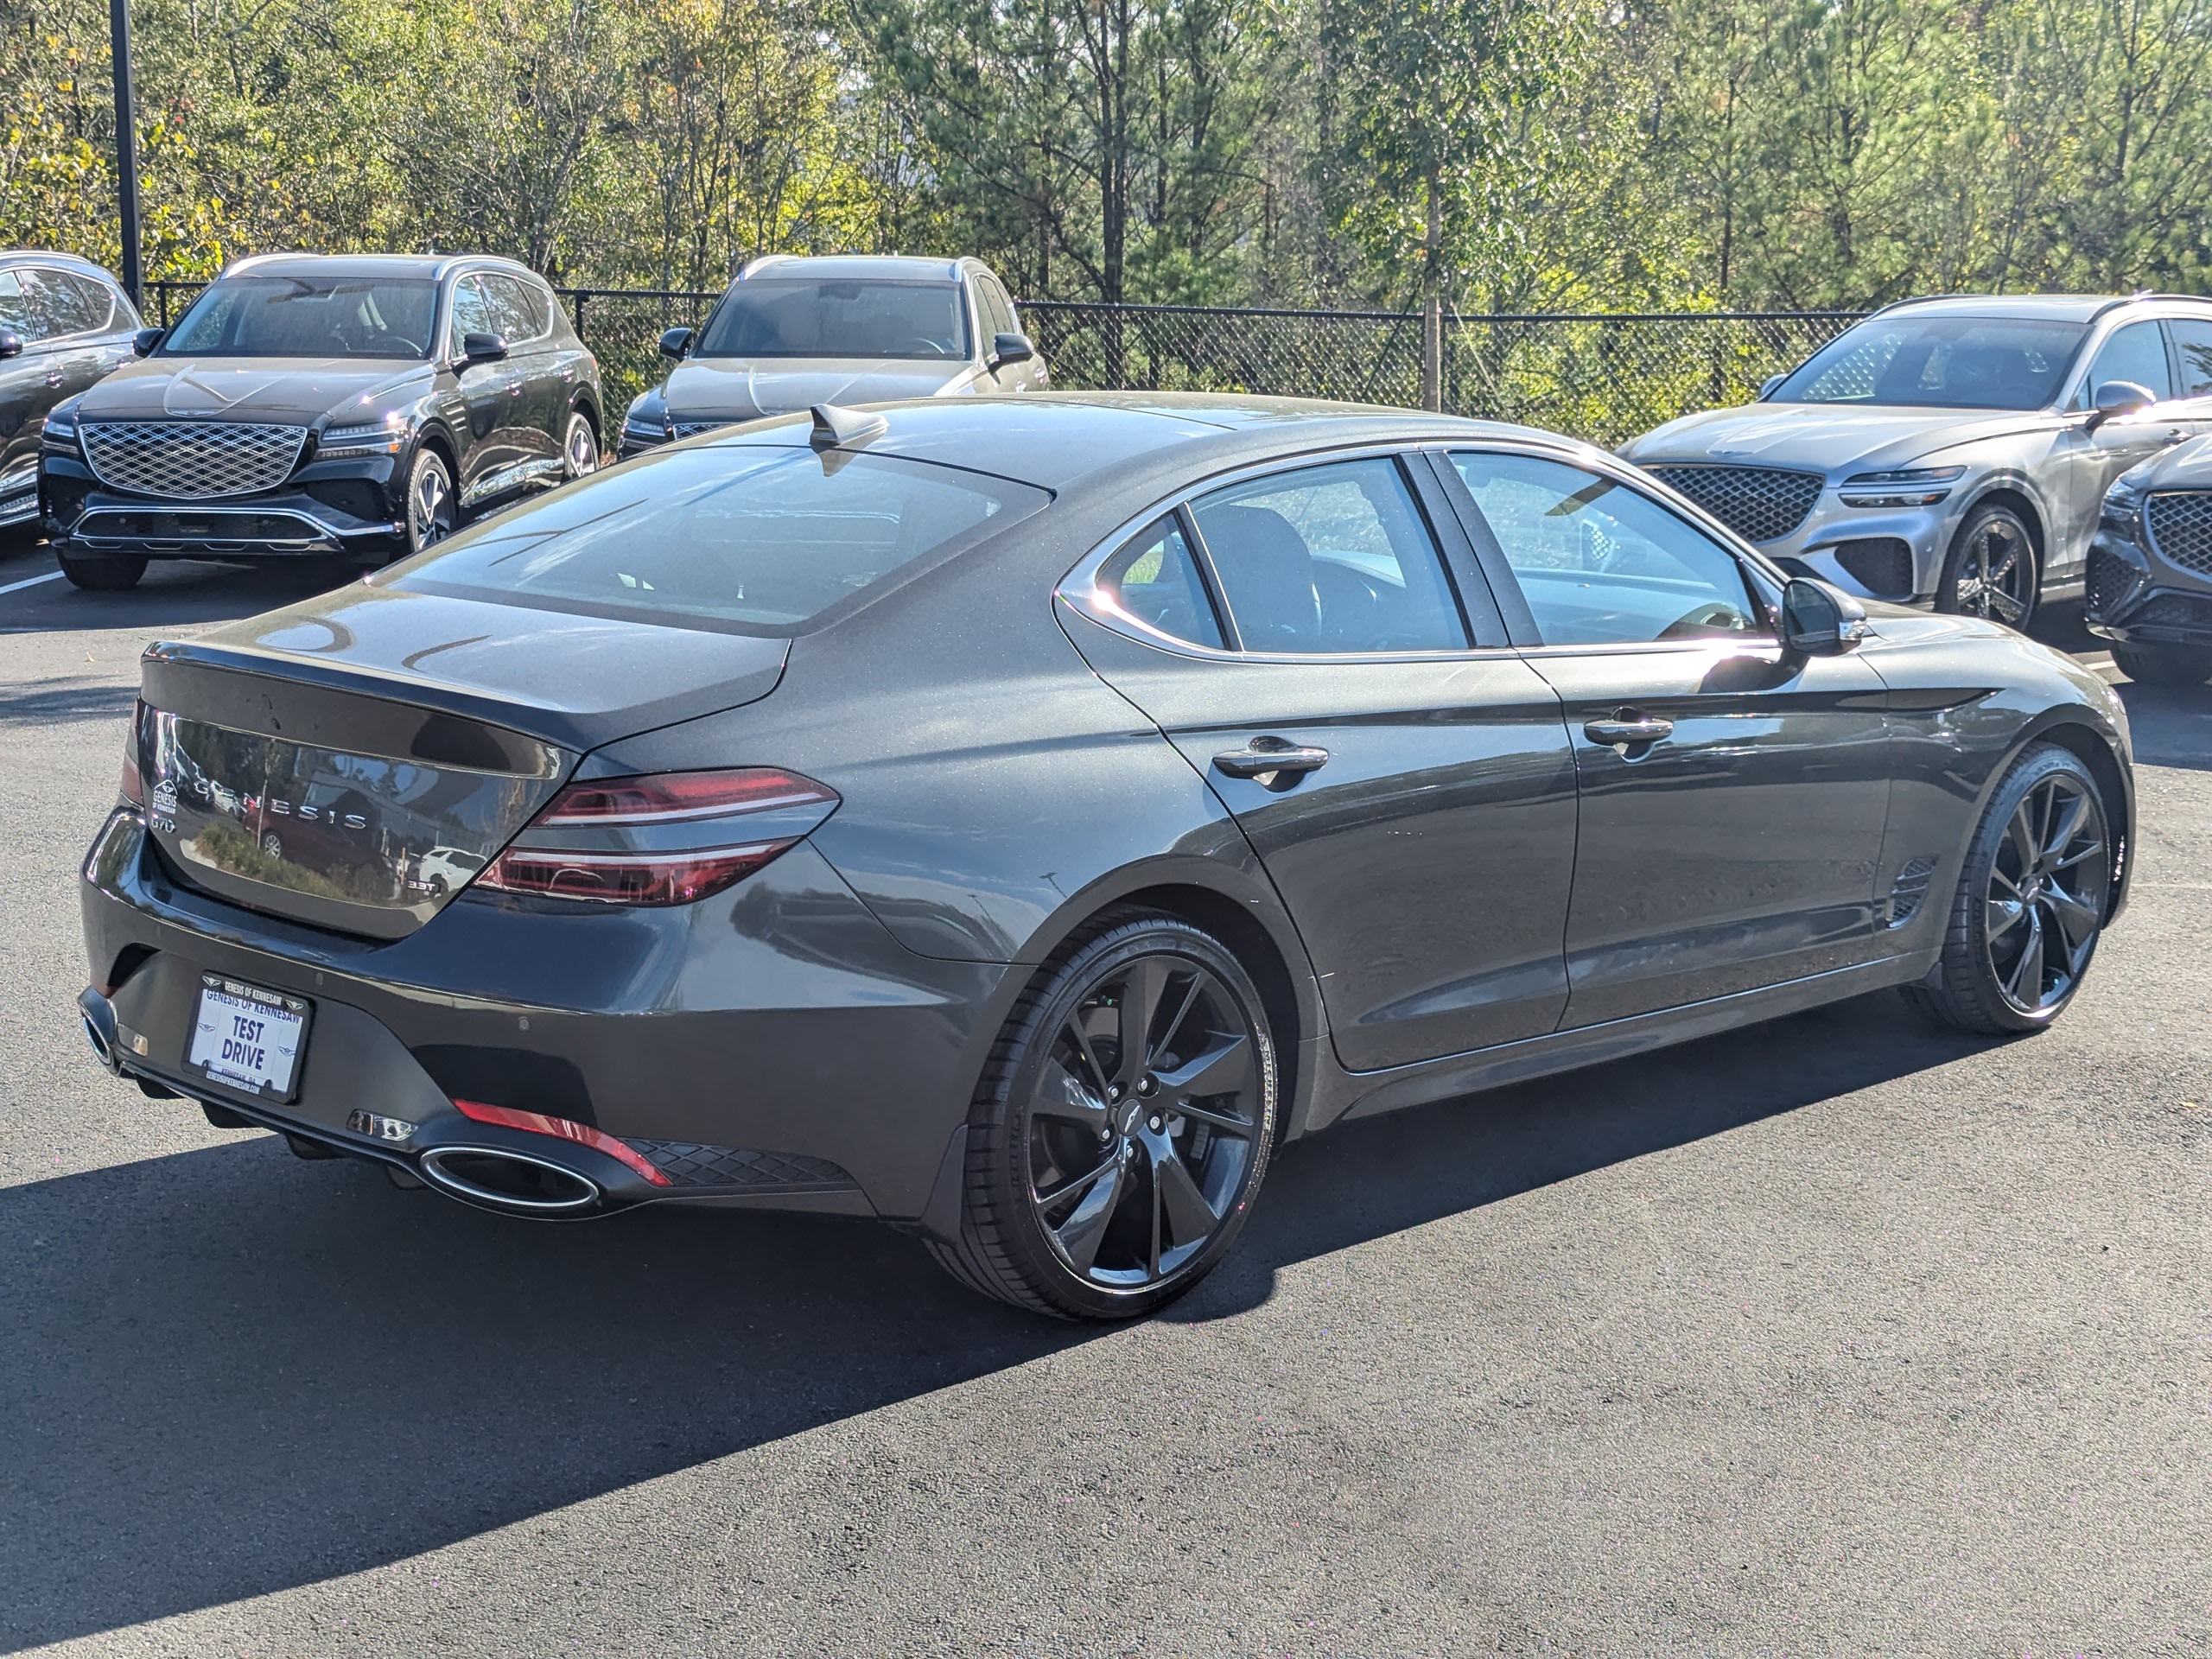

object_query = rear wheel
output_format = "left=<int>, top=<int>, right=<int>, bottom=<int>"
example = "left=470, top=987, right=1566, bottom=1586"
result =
left=1936, top=503, right=2038, bottom=628
left=56, top=550, right=146, bottom=591
left=2113, top=642, right=2212, bottom=685
left=1902, top=743, right=2113, bottom=1035
left=929, top=912, right=1279, bottom=1319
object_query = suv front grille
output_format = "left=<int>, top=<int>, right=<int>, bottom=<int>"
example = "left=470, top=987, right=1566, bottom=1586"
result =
left=2146, top=491, right=2212, bottom=576
left=672, top=420, right=735, bottom=439
left=1643, top=464, right=1825, bottom=543
left=79, top=421, right=308, bottom=500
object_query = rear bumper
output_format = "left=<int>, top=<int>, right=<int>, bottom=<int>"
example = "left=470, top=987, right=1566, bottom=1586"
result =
left=79, top=805, right=1007, bottom=1221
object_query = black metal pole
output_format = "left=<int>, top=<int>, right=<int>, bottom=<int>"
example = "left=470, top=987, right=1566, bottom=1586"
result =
left=109, top=0, right=143, bottom=304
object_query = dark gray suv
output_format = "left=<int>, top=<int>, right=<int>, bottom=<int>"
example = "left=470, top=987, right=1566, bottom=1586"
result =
left=0, top=251, right=141, bottom=544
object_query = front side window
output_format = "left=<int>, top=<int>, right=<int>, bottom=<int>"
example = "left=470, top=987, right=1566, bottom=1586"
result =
left=391, top=444, right=1046, bottom=634
left=1189, top=457, right=1467, bottom=653
left=163, top=275, right=439, bottom=359
left=484, top=275, right=549, bottom=345
left=447, top=277, right=496, bottom=356
left=2075, top=319, right=2173, bottom=406
left=0, top=267, right=110, bottom=342
left=1773, top=315, right=2086, bottom=410
left=695, top=279, right=969, bottom=361
left=1094, top=516, right=1224, bottom=649
left=1451, top=452, right=1764, bottom=647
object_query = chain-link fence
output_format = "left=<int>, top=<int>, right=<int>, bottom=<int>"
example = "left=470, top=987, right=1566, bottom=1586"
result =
left=1021, top=302, right=1866, bottom=447
left=146, top=281, right=1863, bottom=445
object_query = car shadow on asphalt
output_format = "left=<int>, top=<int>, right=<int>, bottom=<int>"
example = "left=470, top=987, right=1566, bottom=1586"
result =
left=2113, top=678, right=2212, bottom=772
left=0, top=550, right=354, bottom=634
left=0, top=988, right=1995, bottom=1650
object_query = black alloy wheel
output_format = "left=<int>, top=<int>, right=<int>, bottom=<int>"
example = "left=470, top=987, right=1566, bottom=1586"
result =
left=1904, top=744, right=2112, bottom=1034
left=563, top=412, right=600, bottom=481
left=2113, top=642, right=2212, bottom=686
left=1938, top=503, right=2038, bottom=627
left=404, top=448, right=456, bottom=556
left=931, top=912, right=1279, bottom=1319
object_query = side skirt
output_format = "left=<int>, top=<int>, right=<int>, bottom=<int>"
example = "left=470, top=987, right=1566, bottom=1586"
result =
left=1301, top=951, right=1940, bottom=1134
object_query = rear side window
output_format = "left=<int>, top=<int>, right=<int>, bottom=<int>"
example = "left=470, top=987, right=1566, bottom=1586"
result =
left=2168, top=318, right=2212, bottom=397
left=1189, top=458, right=1467, bottom=653
left=1096, top=516, right=1224, bottom=648
left=391, top=444, right=1048, bottom=635
left=1450, top=452, right=1764, bottom=646
left=0, top=267, right=107, bottom=342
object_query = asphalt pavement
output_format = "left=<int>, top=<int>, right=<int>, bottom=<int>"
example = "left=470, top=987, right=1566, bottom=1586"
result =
left=3, top=544, right=2208, bottom=1656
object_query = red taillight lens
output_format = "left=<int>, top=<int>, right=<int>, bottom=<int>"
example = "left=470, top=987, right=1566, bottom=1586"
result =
left=474, top=766, right=837, bottom=907
left=450, top=1098, right=672, bottom=1186
left=120, top=700, right=146, bottom=805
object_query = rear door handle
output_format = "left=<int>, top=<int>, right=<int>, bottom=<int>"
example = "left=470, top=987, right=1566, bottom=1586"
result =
left=1213, top=741, right=1331, bottom=782
left=1582, top=713, right=1675, bottom=747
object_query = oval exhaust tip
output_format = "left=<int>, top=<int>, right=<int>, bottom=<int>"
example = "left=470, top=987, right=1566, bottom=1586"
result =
left=419, top=1147, right=601, bottom=1214
left=82, top=1012, right=117, bottom=1071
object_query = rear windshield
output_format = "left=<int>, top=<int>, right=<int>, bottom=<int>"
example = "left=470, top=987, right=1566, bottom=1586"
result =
left=389, top=442, right=1046, bottom=635
left=1771, top=315, right=2088, bottom=410
left=163, top=276, right=439, bottom=360
left=695, top=279, right=969, bottom=361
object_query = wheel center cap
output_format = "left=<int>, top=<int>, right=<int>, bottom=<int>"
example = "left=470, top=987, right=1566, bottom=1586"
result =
left=1117, top=1101, right=1145, bottom=1136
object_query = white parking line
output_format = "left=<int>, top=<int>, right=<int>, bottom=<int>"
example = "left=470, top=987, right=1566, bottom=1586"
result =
left=0, top=569, right=63, bottom=596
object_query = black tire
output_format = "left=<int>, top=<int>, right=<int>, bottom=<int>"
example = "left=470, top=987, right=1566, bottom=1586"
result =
left=1936, top=502, right=2039, bottom=629
left=1901, top=743, right=2113, bottom=1035
left=562, top=410, right=600, bottom=480
left=55, top=550, right=146, bottom=591
left=928, top=910, right=1280, bottom=1320
left=403, top=447, right=456, bottom=557
left=2112, top=642, right=2212, bottom=686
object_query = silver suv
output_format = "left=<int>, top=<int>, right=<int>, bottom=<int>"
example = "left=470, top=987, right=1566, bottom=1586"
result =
left=1619, top=294, right=2212, bottom=626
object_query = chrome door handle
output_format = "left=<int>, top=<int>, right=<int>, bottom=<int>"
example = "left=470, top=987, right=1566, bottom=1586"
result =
left=505, top=380, right=524, bottom=397
left=44, top=372, right=62, bottom=388
left=1213, top=741, right=1331, bottom=782
left=1583, top=713, right=1675, bottom=747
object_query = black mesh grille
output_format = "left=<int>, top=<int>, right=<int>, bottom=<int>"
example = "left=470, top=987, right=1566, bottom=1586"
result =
left=2130, top=592, right=2212, bottom=630
left=1644, top=464, right=1824, bottom=543
left=2146, top=492, right=2212, bottom=576
left=1833, top=537, right=1915, bottom=596
left=2086, top=547, right=2143, bottom=620
left=622, top=1139, right=855, bottom=1190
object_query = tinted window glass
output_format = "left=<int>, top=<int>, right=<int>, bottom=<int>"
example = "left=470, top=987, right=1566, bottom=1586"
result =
left=1095, top=516, right=1224, bottom=648
left=2079, top=320, right=2172, bottom=404
left=60, top=271, right=121, bottom=334
left=485, top=275, right=547, bottom=343
left=976, top=276, right=1014, bottom=340
left=2171, top=319, right=2212, bottom=397
left=32, top=269, right=108, bottom=335
left=448, top=277, right=496, bottom=354
left=166, top=275, right=438, bottom=359
left=394, top=445, right=1046, bottom=634
left=0, top=270, right=44, bottom=341
left=1774, top=316, right=2085, bottom=410
left=1451, top=453, right=1764, bottom=646
left=1191, top=458, right=1465, bottom=653
left=696, top=279, right=969, bottom=360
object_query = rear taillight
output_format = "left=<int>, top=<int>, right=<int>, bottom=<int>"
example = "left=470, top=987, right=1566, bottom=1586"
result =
left=475, top=766, right=838, bottom=907
left=120, top=699, right=146, bottom=805
left=451, top=1097, right=672, bottom=1186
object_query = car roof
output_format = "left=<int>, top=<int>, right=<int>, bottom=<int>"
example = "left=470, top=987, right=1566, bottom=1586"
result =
left=693, top=391, right=1594, bottom=493
left=1880, top=293, right=2211, bottom=324
left=219, top=252, right=542, bottom=284
left=736, top=254, right=969, bottom=285
left=0, top=250, right=126, bottom=283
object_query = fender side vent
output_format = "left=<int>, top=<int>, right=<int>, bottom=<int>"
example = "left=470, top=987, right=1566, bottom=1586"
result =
left=1886, top=857, right=1938, bottom=928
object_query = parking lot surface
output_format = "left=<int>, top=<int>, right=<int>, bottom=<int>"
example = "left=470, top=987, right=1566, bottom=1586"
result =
left=3, top=547, right=2209, bottom=1656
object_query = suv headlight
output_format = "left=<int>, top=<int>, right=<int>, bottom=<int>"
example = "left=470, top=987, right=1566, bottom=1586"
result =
left=41, top=415, right=79, bottom=451
left=2100, top=486, right=2145, bottom=543
left=318, top=412, right=408, bottom=459
left=1838, top=466, right=1965, bottom=508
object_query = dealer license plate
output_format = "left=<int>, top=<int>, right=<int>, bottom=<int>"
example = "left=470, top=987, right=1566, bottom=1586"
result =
left=186, top=973, right=311, bottom=1102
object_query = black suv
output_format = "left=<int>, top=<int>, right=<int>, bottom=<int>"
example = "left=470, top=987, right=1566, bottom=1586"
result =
left=41, top=253, right=602, bottom=590
left=0, top=251, right=142, bottom=545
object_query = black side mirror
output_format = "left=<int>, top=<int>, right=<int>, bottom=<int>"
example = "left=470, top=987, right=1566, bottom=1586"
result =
left=131, top=327, right=165, bottom=357
left=2087, top=378, right=2155, bottom=429
left=460, top=331, right=508, bottom=366
left=989, top=330, right=1036, bottom=369
left=1782, top=577, right=1870, bottom=656
left=0, top=332, right=22, bottom=361
left=1758, top=372, right=1785, bottom=401
left=658, top=327, right=694, bottom=361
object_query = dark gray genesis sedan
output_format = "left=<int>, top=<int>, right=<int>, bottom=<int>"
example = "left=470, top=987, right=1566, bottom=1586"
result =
left=77, top=394, right=2134, bottom=1319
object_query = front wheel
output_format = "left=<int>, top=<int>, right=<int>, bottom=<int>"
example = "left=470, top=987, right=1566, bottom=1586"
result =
left=929, top=912, right=1280, bottom=1319
left=1901, top=743, right=2113, bottom=1035
left=562, top=411, right=600, bottom=480
left=403, top=448, right=456, bottom=557
left=1936, top=503, right=2039, bottom=628
left=2113, top=642, right=2212, bottom=685
left=56, top=550, right=146, bottom=591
